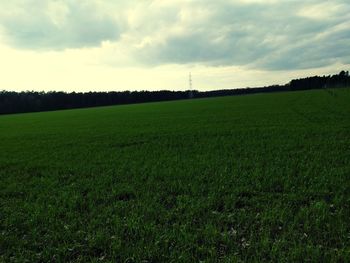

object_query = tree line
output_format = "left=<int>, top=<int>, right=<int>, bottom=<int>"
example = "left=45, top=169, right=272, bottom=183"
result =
left=0, top=71, right=349, bottom=115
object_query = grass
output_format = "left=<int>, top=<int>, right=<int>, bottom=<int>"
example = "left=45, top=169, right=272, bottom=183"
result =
left=1, top=88, right=350, bottom=262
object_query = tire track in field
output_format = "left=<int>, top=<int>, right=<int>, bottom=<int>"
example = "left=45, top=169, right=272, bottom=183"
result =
left=288, top=89, right=350, bottom=125
left=319, top=88, right=350, bottom=120
left=288, top=92, right=322, bottom=124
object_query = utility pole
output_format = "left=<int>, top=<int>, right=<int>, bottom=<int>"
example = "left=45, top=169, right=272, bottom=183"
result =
left=188, top=72, right=193, bottom=99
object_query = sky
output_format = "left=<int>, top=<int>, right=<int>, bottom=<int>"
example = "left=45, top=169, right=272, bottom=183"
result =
left=0, top=0, right=349, bottom=92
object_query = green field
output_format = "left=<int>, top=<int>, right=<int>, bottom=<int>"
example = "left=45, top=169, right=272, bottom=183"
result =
left=1, top=88, right=350, bottom=262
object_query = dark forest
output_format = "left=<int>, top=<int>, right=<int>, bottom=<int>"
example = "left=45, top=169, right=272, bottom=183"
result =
left=0, top=71, right=349, bottom=115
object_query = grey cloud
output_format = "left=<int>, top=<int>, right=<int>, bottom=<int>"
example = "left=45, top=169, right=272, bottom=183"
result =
left=133, top=0, right=350, bottom=70
left=0, top=0, right=349, bottom=71
left=258, top=20, right=350, bottom=70
left=0, top=1, right=120, bottom=49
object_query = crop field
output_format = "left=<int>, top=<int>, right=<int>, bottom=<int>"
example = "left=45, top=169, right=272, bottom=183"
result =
left=1, top=88, right=350, bottom=262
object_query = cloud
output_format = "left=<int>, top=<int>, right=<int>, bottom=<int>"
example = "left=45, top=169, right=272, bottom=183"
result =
left=0, top=0, right=349, bottom=71
left=126, top=0, right=350, bottom=70
left=0, top=1, right=121, bottom=49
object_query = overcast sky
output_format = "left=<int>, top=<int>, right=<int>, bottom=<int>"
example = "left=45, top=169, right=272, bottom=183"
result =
left=0, top=0, right=349, bottom=92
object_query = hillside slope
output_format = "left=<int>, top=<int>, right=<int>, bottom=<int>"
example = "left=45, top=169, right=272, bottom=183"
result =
left=1, top=88, right=350, bottom=262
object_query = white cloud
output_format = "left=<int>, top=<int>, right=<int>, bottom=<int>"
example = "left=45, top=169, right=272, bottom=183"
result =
left=297, top=2, right=348, bottom=20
